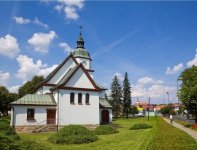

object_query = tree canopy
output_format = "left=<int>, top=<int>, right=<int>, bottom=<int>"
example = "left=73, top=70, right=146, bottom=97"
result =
left=18, top=76, right=44, bottom=98
left=178, top=65, right=197, bottom=123
left=130, top=106, right=139, bottom=117
left=0, top=86, right=18, bottom=114
left=110, top=75, right=123, bottom=117
left=122, top=72, right=131, bottom=119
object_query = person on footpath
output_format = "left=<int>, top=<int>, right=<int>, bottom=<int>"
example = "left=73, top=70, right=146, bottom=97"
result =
left=170, top=114, right=173, bottom=124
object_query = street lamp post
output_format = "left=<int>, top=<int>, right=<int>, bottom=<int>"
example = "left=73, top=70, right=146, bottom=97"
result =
left=177, top=77, right=181, bottom=112
left=166, top=92, right=170, bottom=104
left=147, top=97, right=150, bottom=121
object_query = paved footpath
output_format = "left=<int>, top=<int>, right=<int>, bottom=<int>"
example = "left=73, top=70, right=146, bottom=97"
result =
left=162, top=117, right=197, bottom=141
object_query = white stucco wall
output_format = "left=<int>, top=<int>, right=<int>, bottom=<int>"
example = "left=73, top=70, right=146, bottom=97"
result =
left=99, top=108, right=112, bottom=123
left=12, top=105, right=56, bottom=126
left=65, top=68, right=95, bottom=89
left=35, top=86, right=54, bottom=95
left=58, top=89, right=100, bottom=125
left=48, top=58, right=77, bottom=84
left=75, top=57, right=91, bottom=70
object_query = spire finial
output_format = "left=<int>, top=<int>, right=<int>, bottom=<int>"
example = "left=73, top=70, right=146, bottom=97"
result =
left=79, top=25, right=82, bottom=36
left=77, top=26, right=84, bottom=48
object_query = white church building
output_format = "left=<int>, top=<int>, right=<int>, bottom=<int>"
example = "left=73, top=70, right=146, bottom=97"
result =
left=10, top=31, right=112, bottom=132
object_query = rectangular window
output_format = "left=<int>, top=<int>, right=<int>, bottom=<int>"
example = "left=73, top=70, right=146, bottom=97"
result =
left=27, top=109, right=35, bottom=120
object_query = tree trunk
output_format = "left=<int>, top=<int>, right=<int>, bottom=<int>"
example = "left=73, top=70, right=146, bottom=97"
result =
left=195, top=114, right=197, bottom=123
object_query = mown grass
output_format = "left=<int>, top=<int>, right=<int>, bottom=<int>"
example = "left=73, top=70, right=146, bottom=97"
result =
left=19, top=117, right=157, bottom=150
left=148, top=117, right=197, bottom=150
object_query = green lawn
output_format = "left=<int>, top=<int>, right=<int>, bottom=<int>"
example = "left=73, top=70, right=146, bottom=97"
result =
left=148, top=117, right=197, bottom=150
left=1, top=116, right=196, bottom=150
left=19, top=117, right=157, bottom=150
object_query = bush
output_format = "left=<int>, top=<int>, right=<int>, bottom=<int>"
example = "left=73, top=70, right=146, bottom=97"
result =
left=93, top=125, right=119, bottom=135
left=20, top=140, right=51, bottom=150
left=0, top=132, right=20, bottom=150
left=48, top=125, right=98, bottom=144
left=129, top=123, right=152, bottom=130
left=184, top=124, right=192, bottom=128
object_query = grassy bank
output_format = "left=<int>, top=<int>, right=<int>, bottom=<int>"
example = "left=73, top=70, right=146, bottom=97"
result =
left=1, top=116, right=197, bottom=150
left=19, top=117, right=157, bottom=150
left=148, top=117, right=197, bottom=150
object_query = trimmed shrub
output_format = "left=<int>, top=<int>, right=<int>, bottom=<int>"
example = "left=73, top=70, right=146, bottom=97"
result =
left=20, top=140, right=51, bottom=150
left=48, top=125, right=98, bottom=144
left=93, top=125, right=119, bottom=135
left=0, top=132, right=20, bottom=150
left=129, top=123, right=152, bottom=130
left=184, top=123, right=192, bottom=128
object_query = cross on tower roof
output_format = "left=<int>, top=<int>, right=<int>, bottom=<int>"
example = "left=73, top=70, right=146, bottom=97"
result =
left=79, top=25, right=82, bottom=36
left=77, top=26, right=84, bottom=48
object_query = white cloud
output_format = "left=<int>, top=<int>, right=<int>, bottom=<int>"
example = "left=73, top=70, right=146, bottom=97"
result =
left=58, top=0, right=84, bottom=9
left=112, top=72, right=124, bottom=81
left=54, top=4, right=64, bottom=11
left=13, top=16, right=31, bottom=24
left=13, top=16, right=49, bottom=28
left=16, top=55, right=43, bottom=80
left=0, top=34, right=20, bottom=58
left=187, top=49, right=197, bottom=67
left=132, top=76, right=176, bottom=103
left=64, top=6, right=79, bottom=20
left=38, top=64, right=58, bottom=77
left=0, top=71, right=10, bottom=86
left=33, top=17, right=48, bottom=28
left=8, top=85, right=20, bottom=93
left=16, top=55, right=58, bottom=81
left=147, top=84, right=176, bottom=99
left=55, top=0, right=84, bottom=20
left=28, top=31, right=57, bottom=53
left=137, top=76, right=163, bottom=85
left=132, top=84, right=147, bottom=97
left=166, top=63, right=184, bottom=75
left=59, top=42, right=73, bottom=53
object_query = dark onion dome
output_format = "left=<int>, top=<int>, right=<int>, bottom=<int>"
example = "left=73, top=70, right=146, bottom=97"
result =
left=73, top=31, right=91, bottom=60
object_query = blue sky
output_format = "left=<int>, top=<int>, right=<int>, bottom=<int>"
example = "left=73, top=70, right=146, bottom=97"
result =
left=0, top=1, right=197, bottom=104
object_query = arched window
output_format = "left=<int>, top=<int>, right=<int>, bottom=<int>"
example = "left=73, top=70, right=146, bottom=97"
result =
left=78, top=93, right=82, bottom=104
left=70, top=92, right=75, bottom=104
left=85, top=93, right=90, bottom=104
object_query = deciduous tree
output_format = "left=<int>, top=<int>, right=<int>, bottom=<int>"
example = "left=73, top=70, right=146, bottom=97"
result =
left=178, top=66, right=197, bottom=123
left=18, top=76, right=44, bottom=98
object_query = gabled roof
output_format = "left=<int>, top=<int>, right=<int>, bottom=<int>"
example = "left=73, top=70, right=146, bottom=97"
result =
left=32, top=54, right=78, bottom=93
left=11, top=94, right=56, bottom=106
left=99, top=98, right=112, bottom=108
left=50, top=63, right=101, bottom=92
left=42, top=54, right=78, bottom=84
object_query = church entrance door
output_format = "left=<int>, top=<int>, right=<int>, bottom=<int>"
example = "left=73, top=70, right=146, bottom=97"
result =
left=101, top=110, right=109, bottom=123
left=47, top=109, right=56, bottom=124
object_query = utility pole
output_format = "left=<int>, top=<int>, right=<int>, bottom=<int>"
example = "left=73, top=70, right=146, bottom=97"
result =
left=147, top=97, right=150, bottom=121
left=166, top=92, right=170, bottom=104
